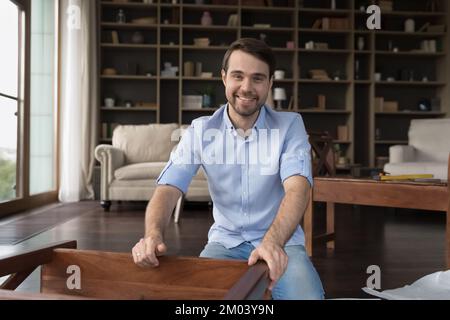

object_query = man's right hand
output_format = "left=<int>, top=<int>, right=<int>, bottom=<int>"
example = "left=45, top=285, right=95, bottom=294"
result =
left=132, top=234, right=167, bottom=268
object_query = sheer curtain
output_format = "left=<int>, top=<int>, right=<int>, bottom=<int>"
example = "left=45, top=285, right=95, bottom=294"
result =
left=59, top=0, right=97, bottom=202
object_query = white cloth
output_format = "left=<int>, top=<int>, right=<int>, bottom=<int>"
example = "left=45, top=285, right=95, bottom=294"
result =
left=362, top=270, right=450, bottom=300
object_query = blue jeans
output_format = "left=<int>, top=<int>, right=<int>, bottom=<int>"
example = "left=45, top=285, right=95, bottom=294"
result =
left=200, top=241, right=324, bottom=300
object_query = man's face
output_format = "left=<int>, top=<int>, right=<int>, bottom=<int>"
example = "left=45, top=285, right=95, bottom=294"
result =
left=221, top=50, right=273, bottom=117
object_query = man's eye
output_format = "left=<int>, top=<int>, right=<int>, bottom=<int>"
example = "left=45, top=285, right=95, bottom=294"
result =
left=233, top=74, right=242, bottom=80
left=253, top=77, right=264, bottom=82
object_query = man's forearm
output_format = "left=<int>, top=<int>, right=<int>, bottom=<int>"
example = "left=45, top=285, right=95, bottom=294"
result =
left=145, top=185, right=182, bottom=237
left=263, top=177, right=311, bottom=247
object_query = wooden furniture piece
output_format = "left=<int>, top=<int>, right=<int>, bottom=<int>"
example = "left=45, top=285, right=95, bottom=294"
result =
left=0, top=241, right=269, bottom=300
left=309, top=130, right=336, bottom=177
left=303, top=155, right=450, bottom=267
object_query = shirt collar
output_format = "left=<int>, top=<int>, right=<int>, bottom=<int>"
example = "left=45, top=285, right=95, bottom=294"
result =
left=223, top=104, right=267, bottom=131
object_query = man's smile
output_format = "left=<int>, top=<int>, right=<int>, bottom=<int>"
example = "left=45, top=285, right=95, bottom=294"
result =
left=236, top=95, right=257, bottom=102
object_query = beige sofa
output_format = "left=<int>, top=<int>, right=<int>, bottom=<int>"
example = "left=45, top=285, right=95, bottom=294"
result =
left=384, top=118, right=450, bottom=180
left=94, top=123, right=211, bottom=220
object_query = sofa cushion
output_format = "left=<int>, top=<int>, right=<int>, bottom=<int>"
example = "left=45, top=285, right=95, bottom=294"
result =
left=113, top=123, right=179, bottom=164
left=115, top=162, right=208, bottom=181
left=384, top=162, right=448, bottom=180
left=115, top=162, right=167, bottom=180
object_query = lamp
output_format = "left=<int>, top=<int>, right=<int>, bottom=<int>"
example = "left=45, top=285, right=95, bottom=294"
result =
left=273, top=88, right=286, bottom=110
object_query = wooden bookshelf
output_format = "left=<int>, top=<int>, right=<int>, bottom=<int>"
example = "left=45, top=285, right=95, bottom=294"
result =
left=97, top=0, right=450, bottom=167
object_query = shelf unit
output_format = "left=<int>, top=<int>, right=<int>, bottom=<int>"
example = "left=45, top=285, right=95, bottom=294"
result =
left=97, top=0, right=450, bottom=166
left=353, top=0, right=450, bottom=166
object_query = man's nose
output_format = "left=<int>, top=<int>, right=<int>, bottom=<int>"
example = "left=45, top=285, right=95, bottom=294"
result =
left=240, top=77, right=253, bottom=92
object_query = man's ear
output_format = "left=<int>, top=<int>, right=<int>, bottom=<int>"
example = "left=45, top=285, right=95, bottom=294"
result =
left=269, top=75, right=273, bottom=90
left=221, top=69, right=227, bottom=86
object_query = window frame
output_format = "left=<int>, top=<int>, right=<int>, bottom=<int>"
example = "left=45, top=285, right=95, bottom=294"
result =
left=0, top=0, right=60, bottom=218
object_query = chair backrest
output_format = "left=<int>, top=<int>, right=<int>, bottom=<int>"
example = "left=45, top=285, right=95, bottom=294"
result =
left=308, top=131, right=336, bottom=177
left=112, top=123, right=179, bottom=164
left=409, top=118, right=450, bottom=162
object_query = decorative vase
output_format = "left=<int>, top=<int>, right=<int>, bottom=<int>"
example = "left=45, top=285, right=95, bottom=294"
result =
left=331, top=0, right=336, bottom=10
left=116, top=9, right=126, bottom=23
left=201, top=11, right=212, bottom=26
left=131, top=31, right=144, bottom=44
left=405, top=19, right=415, bottom=32
left=202, top=94, right=212, bottom=108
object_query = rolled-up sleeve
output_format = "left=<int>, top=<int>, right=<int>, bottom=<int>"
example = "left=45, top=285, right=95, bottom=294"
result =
left=157, top=124, right=201, bottom=194
left=279, top=114, right=313, bottom=187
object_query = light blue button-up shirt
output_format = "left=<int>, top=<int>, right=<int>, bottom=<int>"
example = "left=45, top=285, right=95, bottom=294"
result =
left=157, top=104, right=312, bottom=249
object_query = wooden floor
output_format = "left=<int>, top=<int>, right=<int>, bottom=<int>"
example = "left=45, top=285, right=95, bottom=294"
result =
left=0, top=200, right=446, bottom=299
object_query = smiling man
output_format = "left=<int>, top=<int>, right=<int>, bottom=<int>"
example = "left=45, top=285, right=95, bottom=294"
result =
left=132, top=38, right=324, bottom=300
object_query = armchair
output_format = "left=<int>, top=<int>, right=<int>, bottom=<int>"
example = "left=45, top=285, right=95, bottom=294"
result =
left=95, top=123, right=211, bottom=217
left=384, top=118, right=450, bottom=180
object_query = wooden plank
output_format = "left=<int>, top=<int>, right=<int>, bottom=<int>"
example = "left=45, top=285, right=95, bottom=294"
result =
left=0, top=240, right=77, bottom=277
left=41, top=249, right=268, bottom=300
left=224, top=261, right=269, bottom=300
left=0, top=268, right=35, bottom=290
left=42, top=277, right=228, bottom=300
left=447, top=154, right=450, bottom=267
left=0, top=289, right=92, bottom=300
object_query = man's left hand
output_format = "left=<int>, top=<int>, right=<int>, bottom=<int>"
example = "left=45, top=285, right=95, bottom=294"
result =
left=248, top=241, right=288, bottom=291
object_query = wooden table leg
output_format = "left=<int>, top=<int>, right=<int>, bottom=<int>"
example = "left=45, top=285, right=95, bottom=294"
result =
left=447, top=154, right=450, bottom=268
left=446, top=206, right=449, bottom=268
left=326, top=202, right=335, bottom=250
left=304, top=189, right=313, bottom=257
left=174, top=196, right=185, bottom=224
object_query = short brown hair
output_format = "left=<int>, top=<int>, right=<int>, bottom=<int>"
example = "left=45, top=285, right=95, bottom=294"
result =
left=222, top=38, right=276, bottom=78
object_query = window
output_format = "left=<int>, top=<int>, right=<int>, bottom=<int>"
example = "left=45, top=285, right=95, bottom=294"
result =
left=0, top=1, right=23, bottom=203
left=30, top=0, right=57, bottom=195
left=0, top=0, right=59, bottom=216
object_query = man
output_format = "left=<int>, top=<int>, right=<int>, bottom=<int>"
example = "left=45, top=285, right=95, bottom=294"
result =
left=132, top=38, right=324, bottom=300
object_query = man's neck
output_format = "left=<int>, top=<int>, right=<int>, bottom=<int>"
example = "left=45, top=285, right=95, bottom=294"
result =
left=227, top=104, right=261, bottom=133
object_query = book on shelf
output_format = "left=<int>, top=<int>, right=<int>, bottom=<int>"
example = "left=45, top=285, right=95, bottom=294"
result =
left=227, top=14, right=238, bottom=27
left=378, top=0, right=393, bottom=11
left=312, top=19, right=322, bottom=29
left=111, top=31, right=119, bottom=44
left=182, top=95, right=203, bottom=110
left=321, top=17, right=349, bottom=30
left=372, top=174, right=434, bottom=181
left=308, top=69, right=330, bottom=80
